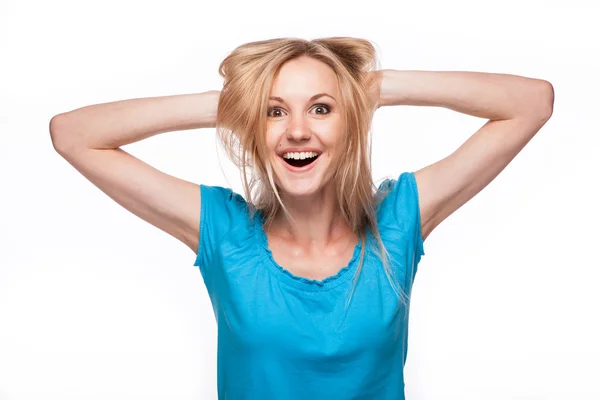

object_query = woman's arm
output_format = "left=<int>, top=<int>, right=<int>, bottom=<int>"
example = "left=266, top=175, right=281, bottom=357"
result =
left=50, top=90, right=220, bottom=151
left=373, top=69, right=554, bottom=241
left=49, top=90, right=222, bottom=254
left=376, top=69, right=552, bottom=119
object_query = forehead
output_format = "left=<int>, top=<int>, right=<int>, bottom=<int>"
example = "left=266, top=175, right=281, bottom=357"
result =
left=270, top=56, right=340, bottom=100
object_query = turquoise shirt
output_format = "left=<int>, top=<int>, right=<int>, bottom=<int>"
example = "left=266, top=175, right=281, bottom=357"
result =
left=193, top=171, right=425, bottom=399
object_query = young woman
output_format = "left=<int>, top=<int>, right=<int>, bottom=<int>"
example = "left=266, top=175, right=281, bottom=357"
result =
left=49, top=37, right=554, bottom=399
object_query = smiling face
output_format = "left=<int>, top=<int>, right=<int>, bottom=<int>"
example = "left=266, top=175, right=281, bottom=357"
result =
left=265, top=56, right=346, bottom=198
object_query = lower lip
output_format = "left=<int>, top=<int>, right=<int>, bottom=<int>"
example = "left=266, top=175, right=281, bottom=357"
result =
left=279, top=155, right=320, bottom=173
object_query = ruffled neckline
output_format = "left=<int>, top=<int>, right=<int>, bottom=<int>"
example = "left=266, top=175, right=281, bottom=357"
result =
left=253, top=212, right=363, bottom=292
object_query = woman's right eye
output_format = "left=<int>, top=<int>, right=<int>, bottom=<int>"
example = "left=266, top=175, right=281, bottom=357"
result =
left=267, top=107, right=284, bottom=118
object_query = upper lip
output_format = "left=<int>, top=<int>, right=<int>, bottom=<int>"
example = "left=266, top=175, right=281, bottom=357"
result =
left=277, top=148, right=323, bottom=156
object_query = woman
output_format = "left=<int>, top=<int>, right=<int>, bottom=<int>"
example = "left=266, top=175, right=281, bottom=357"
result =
left=49, top=37, right=554, bottom=399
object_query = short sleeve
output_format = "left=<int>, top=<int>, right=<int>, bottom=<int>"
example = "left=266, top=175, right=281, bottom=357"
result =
left=405, top=171, right=425, bottom=261
left=378, top=171, right=425, bottom=288
left=192, top=185, right=250, bottom=279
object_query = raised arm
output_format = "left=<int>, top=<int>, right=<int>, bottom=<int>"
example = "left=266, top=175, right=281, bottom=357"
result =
left=49, top=90, right=221, bottom=253
left=373, top=70, right=554, bottom=241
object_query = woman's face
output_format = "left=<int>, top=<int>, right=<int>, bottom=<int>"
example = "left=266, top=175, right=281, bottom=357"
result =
left=265, top=56, right=345, bottom=198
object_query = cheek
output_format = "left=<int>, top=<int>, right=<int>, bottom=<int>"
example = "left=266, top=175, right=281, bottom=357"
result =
left=326, top=133, right=348, bottom=168
left=265, top=128, right=282, bottom=151
left=264, top=129, right=275, bottom=147
left=320, top=128, right=346, bottom=154
left=320, top=117, right=345, bottom=143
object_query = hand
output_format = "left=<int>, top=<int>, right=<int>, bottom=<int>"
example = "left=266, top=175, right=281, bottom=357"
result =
left=367, top=70, right=384, bottom=110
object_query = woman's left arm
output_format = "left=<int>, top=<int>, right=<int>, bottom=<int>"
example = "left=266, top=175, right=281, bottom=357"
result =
left=374, top=70, right=554, bottom=241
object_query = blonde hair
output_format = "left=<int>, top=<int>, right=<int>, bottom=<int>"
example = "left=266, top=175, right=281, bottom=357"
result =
left=215, top=37, right=409, bottom=310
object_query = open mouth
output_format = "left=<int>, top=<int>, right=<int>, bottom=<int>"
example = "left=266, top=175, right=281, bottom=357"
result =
left=282, top=154, right=320, bottom=168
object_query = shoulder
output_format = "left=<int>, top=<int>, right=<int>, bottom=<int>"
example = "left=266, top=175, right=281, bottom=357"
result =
left=201, top=184, right=245, bottom=204
left=194, top=184, right=256, bottom=269
left=199, top=184, right=255, bottom=237
left=377, top=172, right=419, bottom=212
left=200, top=184, right=251, bottom=219
left=376, top=171, right=423, bottom=240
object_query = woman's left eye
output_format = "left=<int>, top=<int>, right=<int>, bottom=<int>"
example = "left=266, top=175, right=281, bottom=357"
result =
left=311, top=104, right=331, bottom=115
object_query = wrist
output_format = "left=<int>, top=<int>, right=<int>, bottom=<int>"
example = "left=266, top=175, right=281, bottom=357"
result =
left=368, top=70, right=385, bottom=109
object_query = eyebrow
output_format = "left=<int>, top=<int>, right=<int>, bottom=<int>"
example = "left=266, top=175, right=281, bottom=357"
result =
left=268, top=93, right=336, bottom=103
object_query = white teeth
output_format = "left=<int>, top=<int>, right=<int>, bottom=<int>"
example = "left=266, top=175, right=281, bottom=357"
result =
left=282, top=151, right=318, bottom=160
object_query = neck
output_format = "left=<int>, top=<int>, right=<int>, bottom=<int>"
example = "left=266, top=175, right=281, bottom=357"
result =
left=268, top=185, right=353, bottom=251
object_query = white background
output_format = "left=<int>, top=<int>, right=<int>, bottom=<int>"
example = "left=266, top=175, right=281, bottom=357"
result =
left=1, top=0, right=599, bottom=399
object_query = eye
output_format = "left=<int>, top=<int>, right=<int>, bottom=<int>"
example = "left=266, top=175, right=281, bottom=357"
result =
left=311, top=104, right=331, bottom=115
left=267, top=107, right=285, bottom=118
left=267, top=104, right=332, bottom=118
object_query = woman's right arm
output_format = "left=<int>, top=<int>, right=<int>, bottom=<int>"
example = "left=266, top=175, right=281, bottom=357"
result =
left=49, top=90, right=221, bottom=254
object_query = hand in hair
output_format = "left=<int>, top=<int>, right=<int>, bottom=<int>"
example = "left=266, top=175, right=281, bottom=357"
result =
left=367, top=70, right=385, bottom=110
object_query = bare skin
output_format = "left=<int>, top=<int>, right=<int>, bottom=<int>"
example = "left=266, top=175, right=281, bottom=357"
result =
left=50, top=55, right=553, bottom=283
left=262, top=61, right=554, bottom=281
left=262, top=56, right=360, bottom=280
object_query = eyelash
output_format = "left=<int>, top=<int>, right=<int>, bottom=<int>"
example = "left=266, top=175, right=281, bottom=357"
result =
left=267, top=104, right=331, bottom=118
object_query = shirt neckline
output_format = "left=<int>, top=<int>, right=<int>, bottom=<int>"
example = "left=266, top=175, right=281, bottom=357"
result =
left=253, top=211, right=364, bottom=292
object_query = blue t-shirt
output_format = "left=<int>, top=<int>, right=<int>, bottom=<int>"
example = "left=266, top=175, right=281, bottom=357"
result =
left=193, top=171, right=425, bottom=399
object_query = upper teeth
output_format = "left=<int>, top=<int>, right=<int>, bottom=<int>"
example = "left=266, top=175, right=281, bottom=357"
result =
left=282, top=151, right=318, bottom=160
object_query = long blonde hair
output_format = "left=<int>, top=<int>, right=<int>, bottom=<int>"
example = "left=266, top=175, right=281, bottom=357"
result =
left=215, top=37, right=409, bottom=309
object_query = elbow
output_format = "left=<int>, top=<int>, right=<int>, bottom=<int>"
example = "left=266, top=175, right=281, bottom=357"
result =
left=518, top=79, right=554, bottom=126
left=49, top=114, right=62, bottom=137
left=534, top=80, right=554, bottom=121
left=49, top=113, right=76, bottom=154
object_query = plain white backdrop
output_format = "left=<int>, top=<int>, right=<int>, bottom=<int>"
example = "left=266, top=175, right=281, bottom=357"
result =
left=1, top=0, right=598, bottom=399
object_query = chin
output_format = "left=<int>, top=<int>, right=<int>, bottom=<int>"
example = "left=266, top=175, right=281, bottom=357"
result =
left=281, top=182, right=323, bottom=198
left=270, top=153, right=333, bottom=198
left=274, top=172, right=329, bottom=199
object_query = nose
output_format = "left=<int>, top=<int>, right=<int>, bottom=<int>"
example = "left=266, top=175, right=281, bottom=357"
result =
left=286, top=113, right=311, bottom=141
